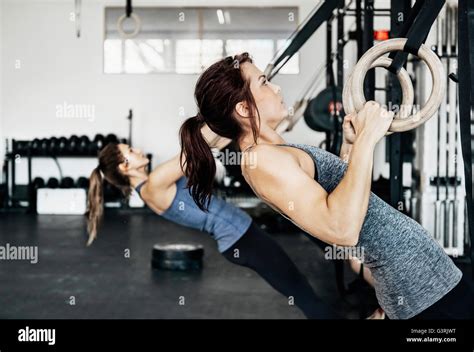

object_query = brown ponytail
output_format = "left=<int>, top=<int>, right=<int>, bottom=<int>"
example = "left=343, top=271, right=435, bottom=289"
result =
left=86, top=143, right=131, bottom=246
left=179, top=52, right=259, bottom=210
left=86, top=167, right=104, bottom=246
left=180, top=115, right=216, bottom=210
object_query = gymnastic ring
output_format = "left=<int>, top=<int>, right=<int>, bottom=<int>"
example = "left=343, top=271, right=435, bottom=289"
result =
left=343, top=56, right=414, bottom=135
left=117, top=13, right=141, bottom=39
left=343, top=56, right=415, bottom=119
left=348, top=38, right=445, bottom=133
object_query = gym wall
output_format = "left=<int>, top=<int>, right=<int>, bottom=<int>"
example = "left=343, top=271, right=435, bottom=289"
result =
left=0, top=0, right=396, bottom=185
left=0, top=0, right=331, bottom=184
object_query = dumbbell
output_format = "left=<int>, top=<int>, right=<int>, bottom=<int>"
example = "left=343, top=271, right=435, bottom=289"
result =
left=77, top=135, right=90, bottom=155
left=58, top=137, right=68, bottom=155
left=48, top=137, right=59, bottom=156
left=60, top=177, right=75, bottom=189
left=39, top=138, right=49, bottom=156
left=105, top=133, right=119, bottom=146
left=13, top=140, right=31, bottom=156
left=76, top=177, right=89, bottom=189
left=68, top=135, right=80, bottom=155
left=12, top=140, right=26, bottom=155
left=30, top=139, right=41, bottom=156
left=90, top=134, right=105, bottom=155
left=32, top=177, right=45, bottom=189
left=46, top=177, right=60, bottom=189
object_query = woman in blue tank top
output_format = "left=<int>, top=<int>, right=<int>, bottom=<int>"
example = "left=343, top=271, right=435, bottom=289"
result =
left=179, top=53, right=474, bottom=319
left=85, top=131, right=340, bottom=319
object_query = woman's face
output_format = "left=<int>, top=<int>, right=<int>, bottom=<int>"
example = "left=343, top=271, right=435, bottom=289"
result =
left=239, top=62, right=288, bottom=129
left=118, top=144, right=150, bottom=175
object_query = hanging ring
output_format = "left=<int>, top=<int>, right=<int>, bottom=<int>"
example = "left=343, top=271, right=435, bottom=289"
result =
left=344, top=38, right=445, bottom=133
left=117, top=13, right=141, bottom=39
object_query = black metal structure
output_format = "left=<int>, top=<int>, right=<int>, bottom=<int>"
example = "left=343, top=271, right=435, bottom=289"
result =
left=363, top=0, right=375, bottom=100
left=242, top=0, right=473, bottom=287
left=387, top=0, right=412, bottom=211
left=265, top=0, right=344, bottom=79
left=457, top=0, right=474, bottom=276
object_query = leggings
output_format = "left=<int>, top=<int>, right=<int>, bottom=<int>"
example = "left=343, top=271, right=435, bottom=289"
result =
left=410, top=275, right=474, bottom=319
left=221, top=222, right=340, bottom=319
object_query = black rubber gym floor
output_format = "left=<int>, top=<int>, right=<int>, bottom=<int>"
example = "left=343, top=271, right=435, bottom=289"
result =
left=0, top=211, right=470, bottom=319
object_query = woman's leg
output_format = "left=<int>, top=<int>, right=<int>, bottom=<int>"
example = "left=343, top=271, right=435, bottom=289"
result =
left=305, top=233, right=376, bottom=287
left=306, top=233, right=382, bottom=318
left=411, top=275, right=474, bottom=319
left=222, top=221, right=341, bottom=319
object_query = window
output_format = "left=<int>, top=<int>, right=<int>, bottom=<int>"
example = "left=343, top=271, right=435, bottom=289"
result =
left=104, top=7, right=299, bottom=74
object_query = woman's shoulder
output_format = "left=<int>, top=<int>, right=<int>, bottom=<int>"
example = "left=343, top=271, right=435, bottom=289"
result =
left=244, top=142, right=294, bottom=155
left=141, top=181, right=177, bottom=214
left=243, top=143, right=295, bottom=159
left=241, top=143, right=299, bottom=174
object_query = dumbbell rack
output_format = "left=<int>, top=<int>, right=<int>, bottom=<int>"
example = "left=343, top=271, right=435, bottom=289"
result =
left=4, top=140, right=90, bottom=212
left=3, top=138, right=152, bottom=212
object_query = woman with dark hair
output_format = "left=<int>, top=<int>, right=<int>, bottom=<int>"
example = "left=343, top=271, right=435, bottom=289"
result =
left=86, top=128, right=340, bottom=319
left=179, top=52, right=474, bottom=319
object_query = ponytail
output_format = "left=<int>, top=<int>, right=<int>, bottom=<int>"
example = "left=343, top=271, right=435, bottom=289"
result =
left=180, top=53, right=259, bottom=210
left=86, top=166, right=104, bottom=246
left=179, top=115, right=216, bottom=211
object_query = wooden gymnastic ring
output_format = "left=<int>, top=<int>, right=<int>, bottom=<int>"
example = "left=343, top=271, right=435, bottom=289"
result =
left=348, top=38, right=445, bottom=133
left=343, top=56, right=414, bottom=119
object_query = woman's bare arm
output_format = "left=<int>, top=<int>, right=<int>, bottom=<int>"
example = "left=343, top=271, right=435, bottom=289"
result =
left=146, top=154, right=184, bottom=190
left=147, top=124, right=231, bottom=190
left=245, top=133, right=376, bottom=247
left=340, top=113, right=356, bottom=162
left=244, top=103, right=392, bottom=247
left=339, top=141, right=353, bottom=162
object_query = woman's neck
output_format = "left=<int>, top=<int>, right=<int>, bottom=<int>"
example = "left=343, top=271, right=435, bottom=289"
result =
left=239, top=122, right=286, bottom=151
left=128, top=167, right=149, bottom=189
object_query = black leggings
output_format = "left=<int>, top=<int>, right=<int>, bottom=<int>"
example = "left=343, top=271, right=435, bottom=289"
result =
left=222, top=222, right=340, bottom=319
left=410, top=275, right=474, bottom=319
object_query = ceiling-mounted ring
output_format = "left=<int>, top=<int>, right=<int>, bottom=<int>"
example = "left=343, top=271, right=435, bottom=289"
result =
left=117, top=13, right=141, bottom=39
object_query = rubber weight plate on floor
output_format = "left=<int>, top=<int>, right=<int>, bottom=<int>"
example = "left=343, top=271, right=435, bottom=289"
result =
left=151, top=244, right=204, bottom=271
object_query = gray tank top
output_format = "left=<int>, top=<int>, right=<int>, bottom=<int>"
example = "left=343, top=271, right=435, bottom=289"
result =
left=281, top=143, right=462, bottom=319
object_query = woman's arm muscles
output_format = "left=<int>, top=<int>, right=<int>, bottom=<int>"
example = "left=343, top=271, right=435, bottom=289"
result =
left=340, top=114, right=356, bottom=162
left=247, top=104, right=390, bottom=246
left=327, top=132, right=376, bottom=245
left=147, top=154, right=184, bottom=189
left=147, top=124, right=232, bottom=190
left=339, top=141, right=353, bottom=163
left=247, top=138, right=376, bottom=246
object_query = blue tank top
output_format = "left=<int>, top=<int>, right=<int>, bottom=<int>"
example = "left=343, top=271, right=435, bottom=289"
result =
left=282, top=143, right=462, bottom=319
left=135, top=177, right=252, bottom=253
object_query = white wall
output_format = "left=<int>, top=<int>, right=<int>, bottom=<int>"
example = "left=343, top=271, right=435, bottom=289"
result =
left=1, top=0, right=365, bottom=183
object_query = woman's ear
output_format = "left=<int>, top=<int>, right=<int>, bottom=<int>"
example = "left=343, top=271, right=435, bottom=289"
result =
left=235, top=101, right=249, bottom=118
left=118, top=162, right=128, bottom=173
